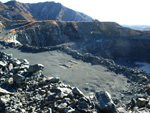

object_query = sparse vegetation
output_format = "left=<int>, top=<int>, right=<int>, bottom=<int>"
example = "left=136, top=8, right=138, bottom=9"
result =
left=10, top=29, right=16, bottom=34
left=0, top=1, right=93, bottom=22
left=72, top=21, right=78, bottom=29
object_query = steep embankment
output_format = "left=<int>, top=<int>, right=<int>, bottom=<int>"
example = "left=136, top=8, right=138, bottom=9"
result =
left=0, top=1, right=93, bottom=21
left=3, top=20, right=150, bottom=60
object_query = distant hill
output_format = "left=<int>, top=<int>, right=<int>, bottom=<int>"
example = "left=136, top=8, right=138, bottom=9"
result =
left=122, top=25, right=150, bottom=31
left=0, top=1, right=93, bottom=21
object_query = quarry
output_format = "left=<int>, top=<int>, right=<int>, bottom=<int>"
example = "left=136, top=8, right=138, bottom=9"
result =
left=0, top=1, right=150, bottom=113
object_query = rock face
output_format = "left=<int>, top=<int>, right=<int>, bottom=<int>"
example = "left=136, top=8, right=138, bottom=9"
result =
left=85, top=38, right=150, bottom=59
left=0, top=1, right=93, bottom=21
left=4, top=20, right=150, bottom=60
left=92, top=91, right=117, bottom=113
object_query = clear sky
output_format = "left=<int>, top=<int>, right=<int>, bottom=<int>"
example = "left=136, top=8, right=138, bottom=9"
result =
left=1, top=0, right=150, bottom=25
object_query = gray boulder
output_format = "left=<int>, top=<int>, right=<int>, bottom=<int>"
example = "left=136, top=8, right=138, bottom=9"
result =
left=136, top=98, right=149, bottom=108
left=47, top=77, right=60, bottom=83
left=72, top=87, right=84, bottom=97
left=18, top=59, right=29, bottom=65
left=28, top=64, right=44, bottom=73
left=92, top=91, right=117, bottom=113
left=10, top=58, right=21, bottom=66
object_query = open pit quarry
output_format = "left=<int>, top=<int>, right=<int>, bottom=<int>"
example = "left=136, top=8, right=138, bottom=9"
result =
left=0, top=20, right=150, bottom=113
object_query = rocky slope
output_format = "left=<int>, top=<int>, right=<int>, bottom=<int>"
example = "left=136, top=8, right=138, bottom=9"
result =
left=0, top=1, right=93, bottom=21
left=0, top=51, right=118, bottom=113
left=3, top=20, right=150, bottom=61
left=0, top=48, right=150, bottom=113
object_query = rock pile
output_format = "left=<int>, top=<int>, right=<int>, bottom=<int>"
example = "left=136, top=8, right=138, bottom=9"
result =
left=0, top=51, right=118, bottom=113
left=1, top=47, right=150, bottom=112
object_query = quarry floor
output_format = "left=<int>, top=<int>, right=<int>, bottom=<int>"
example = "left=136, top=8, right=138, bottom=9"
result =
left=0, top=45, right=143, bottom=105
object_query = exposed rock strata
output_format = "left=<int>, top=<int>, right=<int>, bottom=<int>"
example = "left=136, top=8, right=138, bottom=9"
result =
left=3, top=20, right=150, bottom=60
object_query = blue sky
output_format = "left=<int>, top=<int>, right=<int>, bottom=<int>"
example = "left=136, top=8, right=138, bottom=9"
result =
left=1, top=0, right=150, bottom=25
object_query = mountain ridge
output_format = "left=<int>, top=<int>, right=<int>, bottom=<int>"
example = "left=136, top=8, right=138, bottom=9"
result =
left=0, top=1, right=93, bottom=21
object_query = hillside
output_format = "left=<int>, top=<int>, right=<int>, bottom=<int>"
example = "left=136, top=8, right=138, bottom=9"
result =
left=0, top=1, right=93, bottom=21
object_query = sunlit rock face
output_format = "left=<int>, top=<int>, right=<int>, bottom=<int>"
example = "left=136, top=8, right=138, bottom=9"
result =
left=14, top=21, right=81, bottom=46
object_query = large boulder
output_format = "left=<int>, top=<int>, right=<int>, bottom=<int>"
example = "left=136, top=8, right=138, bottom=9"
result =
left=136, top=98, right=149, bottom=108
left=28, top=64, right=44, bottom=73
left=92, top=91, right=117, bottom=113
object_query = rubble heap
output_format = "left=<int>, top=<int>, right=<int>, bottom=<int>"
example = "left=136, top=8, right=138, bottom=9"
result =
left=0, top=51, right=118, bottom=113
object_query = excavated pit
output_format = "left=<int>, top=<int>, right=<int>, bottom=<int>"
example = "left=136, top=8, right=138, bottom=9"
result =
left=1, top=21, right=150, bottom=112
left=2, top=20, right=150, bottom=75
left=3, top=20, right=150, bottom=73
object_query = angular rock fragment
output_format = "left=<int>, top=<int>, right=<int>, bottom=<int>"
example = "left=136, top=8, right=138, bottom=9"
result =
left=8, top=77, right=13, bottom=84
left=10, top=58, right=21, bottom=66
left=92, top=91, right=117, bottom=113
left=0, top=87, right=13, bottom=96
left=8, top=63, right=13, bottom=71
left=28, top=64, right=44, bottom=73
left=58, top=87, right=72, bottom=95
left=18, top=59, right=29, bottom=65
left=72, top=87, right=84, bottom=97
left=0, top=61, right=7, bottom=67
left=47, top=77, right=60, bottom=83
left=57, top=102, right=68, bottom=111
left=117, top=107, right=128, bottom=113
left=13, top=74, right=25, bottom=84
left=136, top=98, right=149, bottom=108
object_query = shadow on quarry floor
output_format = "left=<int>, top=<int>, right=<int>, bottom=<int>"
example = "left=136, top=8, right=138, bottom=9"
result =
left=114, top=57, right=150, bottom=74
